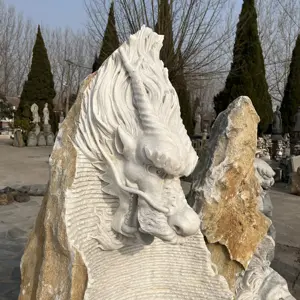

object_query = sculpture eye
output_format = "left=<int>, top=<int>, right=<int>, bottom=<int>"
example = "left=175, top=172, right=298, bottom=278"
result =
left=156, top=168, right=167, bottom=179
left=146, top=165, right=167, bottom=179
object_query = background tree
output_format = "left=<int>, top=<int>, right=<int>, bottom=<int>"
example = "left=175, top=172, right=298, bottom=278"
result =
left=92, top=1, right=119, bottom=72
left=280, top=34, right=300, bottom=133
left=214, top=0, right=272, bottom=133
left=85, top=0, right=237, bottom=103
left=16, top=25, right=56, bottom=132
left=154, top=0, right=193, bottom=135
left=0, top=93, right=13, bottom=120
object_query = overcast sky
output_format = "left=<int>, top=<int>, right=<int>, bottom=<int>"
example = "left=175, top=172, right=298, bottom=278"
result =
left=4, top=0, right=244, bottom=30
left=5, top=0, right=87, bottom=30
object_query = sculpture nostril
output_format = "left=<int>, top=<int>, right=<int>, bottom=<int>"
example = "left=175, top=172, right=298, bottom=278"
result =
left=168, top=206, right=200, bottom=237
left=173, top=225, right=182, bottom=235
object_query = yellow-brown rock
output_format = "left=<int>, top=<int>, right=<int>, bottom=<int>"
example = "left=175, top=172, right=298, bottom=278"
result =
left=290, top=167, right=300, bottom=196
left=18, top=75, right=95, bottom=300
left=189, top=96, right=271, bottom=290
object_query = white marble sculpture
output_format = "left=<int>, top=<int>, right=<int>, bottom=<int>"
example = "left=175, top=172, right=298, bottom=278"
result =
left=194, top=105, right=202, bottom=135
left=75, top=29, right=200, bottom=247
left=43, top=103, right=49, bottom=125
left=65, top=26, right=235, bottom=299
left=30, top=103, right=40, bottom=124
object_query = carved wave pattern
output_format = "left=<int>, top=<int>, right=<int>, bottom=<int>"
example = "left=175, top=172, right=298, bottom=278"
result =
left=65, top=152, right=233, bottom=300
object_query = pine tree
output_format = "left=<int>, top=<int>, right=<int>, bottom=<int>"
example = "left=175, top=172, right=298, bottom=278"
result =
left=173, top=52, right=193, bottom=136
left=155, top=0, right=193, bottom=135
left=213, top=0, right=272, bottom=133
left=92, top=53, right=101, bottom=73
left=93, top=1, right=119, bottom=72
left=280, top=34, right=300, bottom=133
left=16, top=25, right=56, bottom=132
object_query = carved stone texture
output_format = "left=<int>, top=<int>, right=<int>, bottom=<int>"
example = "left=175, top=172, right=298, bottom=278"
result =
left=189, top=96, right=271, bottom=289
left=19, top=27, right=233, bottom=300
left=235, top=236, right=296, bottom=300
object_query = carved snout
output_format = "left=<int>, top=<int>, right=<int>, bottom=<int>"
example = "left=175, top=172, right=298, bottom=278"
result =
left=168, top=206, right=200, bottom=236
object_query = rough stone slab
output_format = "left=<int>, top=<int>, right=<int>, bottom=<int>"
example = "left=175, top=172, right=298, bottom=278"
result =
left=189, top=96, right=270, bottom=288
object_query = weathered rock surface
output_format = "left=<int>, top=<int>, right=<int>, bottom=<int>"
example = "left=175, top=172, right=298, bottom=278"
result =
left=0, top=187, right=30, bottom=205
left=290, top=167, right=300, bottom=196
left=0, top=193, right=14, bottom=205
left=189, top=96, right=271, bottom=289
left=13, top=130, right=24, bottom=147
left=19, top=78, right=90, bottom=300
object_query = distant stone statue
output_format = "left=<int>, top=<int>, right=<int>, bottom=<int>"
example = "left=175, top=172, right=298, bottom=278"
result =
left=293, top=106, right=300, bottom=132
left=30, top=103, right=40, bottom=124
left=59, top=111, right=64, bottom=123
left=194, top=106, right=202, bottom=136
left=43, top=103, right=50, bottom=125
left=272, top=106, right=282, bottom=134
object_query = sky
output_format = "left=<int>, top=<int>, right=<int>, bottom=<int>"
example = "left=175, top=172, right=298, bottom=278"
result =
left=5, top=0, right=244, bottom=30
left=5, top=0, right=87, bottom=30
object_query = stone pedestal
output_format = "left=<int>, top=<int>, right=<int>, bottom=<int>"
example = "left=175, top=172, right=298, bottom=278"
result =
left=37, top=132, right=46, bottom=146
left=43, top=124, right=52, bottom=135
left=46, top=132, right=55, bottom=146
left=34, top=124, right=40, bottom=136
left=27, top=131, right=37, bottom=147
left=13, top=130, right=24, bottom=147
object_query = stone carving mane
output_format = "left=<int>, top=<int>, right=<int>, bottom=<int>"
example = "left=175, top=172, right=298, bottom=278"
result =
left=73, top=25, right=199, bottom=251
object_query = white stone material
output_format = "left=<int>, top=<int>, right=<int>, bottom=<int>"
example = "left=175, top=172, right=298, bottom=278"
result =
left=30, top=103, right=40, bottom=124
left=43, top=103, right=49, bottom=125
left=63, top=26, right=233, bottom=299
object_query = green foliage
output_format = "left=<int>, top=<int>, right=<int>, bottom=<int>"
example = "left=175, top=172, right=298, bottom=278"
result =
left=93, top=2, right=119, bottom=72
left=13, top=118, right=34, bottom=142
left=16, top=25, right=56, bottom=132
left=0, top=100, right=13, bottom=119
left=213, top=0, right=272, bottom=133
left=155, top=0, right=193, bottom=136
left=280, top=35, right=300, bottom=133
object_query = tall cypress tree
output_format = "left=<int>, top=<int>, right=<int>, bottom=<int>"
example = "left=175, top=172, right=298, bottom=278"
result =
left=16, top=25, right=56, bottom=131
left=213, top=0, right=272, bottom=132
left=280, top=34, right=300, bottom=133
left=92, top=1, right=119, bottom=72
left=155, top=0, right=193, bottom=135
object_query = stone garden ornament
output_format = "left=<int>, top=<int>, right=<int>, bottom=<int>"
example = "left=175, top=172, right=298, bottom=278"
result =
left=30, top=103, right=40, bottom=124
left=74, top=26, right=200, bottom=249
left=43, top=103, right=49, bottom=125
left=272, top=105, right=282, bottom=135
left=194, top=105, right=202, bottom=136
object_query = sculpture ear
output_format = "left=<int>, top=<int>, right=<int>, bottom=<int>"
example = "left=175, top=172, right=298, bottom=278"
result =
left=115, top=126, right=136, bottom=156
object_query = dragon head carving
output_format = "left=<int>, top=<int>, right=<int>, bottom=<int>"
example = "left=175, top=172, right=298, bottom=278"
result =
left=75, top=26, right=199, bottom=247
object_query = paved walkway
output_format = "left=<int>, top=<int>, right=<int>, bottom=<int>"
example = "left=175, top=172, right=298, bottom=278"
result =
left=0, top=135, right=299, bottom=299
left=0, top=136, right=52, bottom=188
